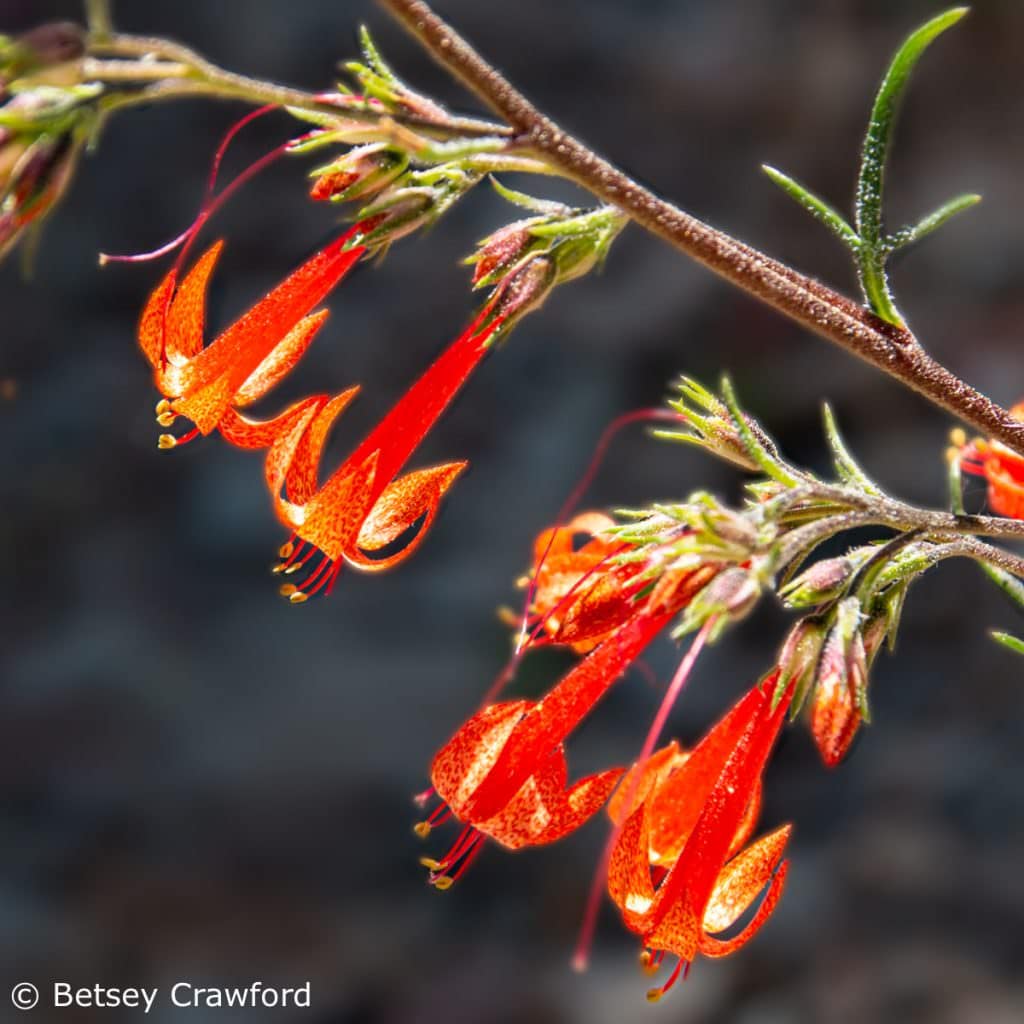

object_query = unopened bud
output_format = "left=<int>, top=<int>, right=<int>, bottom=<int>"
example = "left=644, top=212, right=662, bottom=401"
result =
left=811, top=597, right=868, bottom=767
left=1, top=23, right=85, bottom=85
left=357, top=186, right=435, bottom=246
left=469, top=218, right=544, bottom=287
left=487, top=253, right=556, bottom=327
left=780, top=556, right=855, bottom=609
left=777, top=617, right=827, bottom=715
left=309, top=143, right=407, bottom=203
left=706, top=566, right=761, bottom=618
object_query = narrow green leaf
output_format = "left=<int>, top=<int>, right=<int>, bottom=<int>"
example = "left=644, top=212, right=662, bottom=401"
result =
left=720, top=376, right=801, bottom=487
left=854, top=7, right=968, bottom=326
left=990, top=630, right=1024, bottom=656
left=978, top=561, right=1024, bottom=614
left=886, top=193, right=981, bottom=251
left=358, top=25, right=398, bottom=81
left=489, top=177, right=573, bottom=216
left=762, top=165, right=859, bottom=249
left=821, top=403, right=882, bottom=495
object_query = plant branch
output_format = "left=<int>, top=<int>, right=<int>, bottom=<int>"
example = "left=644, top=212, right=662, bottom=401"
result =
left=84, top=32, right=510, bottom=141
left=378, top=0, right=1024, bottom=458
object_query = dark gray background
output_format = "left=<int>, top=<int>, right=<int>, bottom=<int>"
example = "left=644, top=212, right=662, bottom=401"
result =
left=1, top=2, right=1023, bottom=1021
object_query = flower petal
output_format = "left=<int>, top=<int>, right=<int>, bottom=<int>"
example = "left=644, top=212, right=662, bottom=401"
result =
left=430, top=701, right=531, bottom=817
left=218, top=394, right=327, bottom=451
left=137, top=269, right=176, bottom=372
left=607, top=804, right=658, bottom=933
left=345, top=461, right=467, bottom=572
left=698, top=857, right=789, bottom=959
left=233, top=309, right=330, bottom=407
left=702, top=824, right=791, bottom=934
left=165, top=241, right=223, bottom=371
left=284, top=387, right=360, bottom=505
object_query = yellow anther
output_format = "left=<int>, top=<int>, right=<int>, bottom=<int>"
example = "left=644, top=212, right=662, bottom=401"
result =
left=155, top=398, right=171, bottom=416
left=949, top=428, right=967, bottom=448
left=157, top=411, right=176, bottom=427
left=284, top=563, right=302, bottom=575
left=271, top=564, right=286, bottom=575
left=419, top=857, right=443, bottom=872
left=157, top=434, right=176, bottom=450
left=945, top=446, right=961, bottom=465
left=289, top=591, right=309, bottom=604
left=278, top=542, right=295, bottom=559
left=279, top=584, right=297, bottom=597
left=514, top=574, right=530, bottom=589
left=639, top=951, right=658, bottom=976
left=645, top=988, right=663, bottom=1004
left=413, top=821, right=431, bottom=839
left=432, top=875, right=454, bottom=891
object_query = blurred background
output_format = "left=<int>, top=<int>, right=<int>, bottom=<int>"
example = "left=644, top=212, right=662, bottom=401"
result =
left=2, top=1, right=1023, bottom=1021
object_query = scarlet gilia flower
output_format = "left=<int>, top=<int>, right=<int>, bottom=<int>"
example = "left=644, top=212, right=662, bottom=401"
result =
left=517, top=511, right=646, bottom=653
left=415, top=560, right=717, bottom=888
left=136, top=225, right=366, bottom=449
left=416, top=610, right=674, bottom=888
left=265, top=305, right=506, bottom=601
left=607, top=673, right=793, bottom=1000
left=958, top=406, right=1024, bottom=519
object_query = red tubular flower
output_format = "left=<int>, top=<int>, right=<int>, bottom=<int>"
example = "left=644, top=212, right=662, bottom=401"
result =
left=518, top=511, right=646, bottom=653
left=607, top=673, right=793, bottom=1000
left=959, top=403, right=1024, bottom=518
left=136, top=225, right=366, bottom=448
left=264, top=307, right=504, bottom=599
left=417, top=578, right=714, bottom=888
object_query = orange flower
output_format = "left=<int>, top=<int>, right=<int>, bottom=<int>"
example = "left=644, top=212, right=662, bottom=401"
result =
left=265, top=308, right=504, bottom=599
left=959, top=403, right=1024, bottom=518
left=517, top=512, right=645, bottom=653
left=607, top=673, right=793, bottom=1000
left=417, top=599, right=697, bottom=888
left=136, top=225, right=365, bottom=449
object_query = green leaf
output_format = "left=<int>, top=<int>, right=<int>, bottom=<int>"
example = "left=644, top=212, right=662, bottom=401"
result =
left=762, top=165, right=859, bottom=249
left=990, top=630, right=1024, bottom=656
left=978, top=561, right=1024, bottom=614
left=489, top=177, right=573, bottom=217
left=822, top=404, right=882, bottom=495
left=854, top=6, right=968, bottom=326
left=886, top=192, right=981, bottom=252
left=358, top=25, right=398, bottom=82
left=720, top=376, right=801, bottom=487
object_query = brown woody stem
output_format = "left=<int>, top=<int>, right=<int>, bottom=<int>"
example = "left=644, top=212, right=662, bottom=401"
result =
left=378, top=0, right=1024, bottom=458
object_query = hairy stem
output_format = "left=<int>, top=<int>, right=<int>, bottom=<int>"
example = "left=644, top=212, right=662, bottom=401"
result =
left=86, top=34, right=510, bottom=140
left=378, top=0, right=1024, bottom=457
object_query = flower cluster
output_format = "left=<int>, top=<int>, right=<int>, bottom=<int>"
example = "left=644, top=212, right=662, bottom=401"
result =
left=416, top=505, right=799, bottom=998
left=0, top=23, right=93, bottom=260
left=125, top=73, right=624, bottom=600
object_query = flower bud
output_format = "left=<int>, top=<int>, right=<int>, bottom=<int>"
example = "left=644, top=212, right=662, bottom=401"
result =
left=777, top=617, right=827, bottom=715
left=811, top=597, right=868, bottom=767
left=487, top=253, right=557, bottom=327
left=678, top=565, right=761, bottom=636
left=1, top=23, right=85, bottom=87
left=780, top=556, right=855, bottom=609
left=309, top=143, right=408, bottom=203
left=356, top=185, right=436, bottom=246
left=469, top=218, right=545, bottom=287
left=0, top=130, right=79, bottom=261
